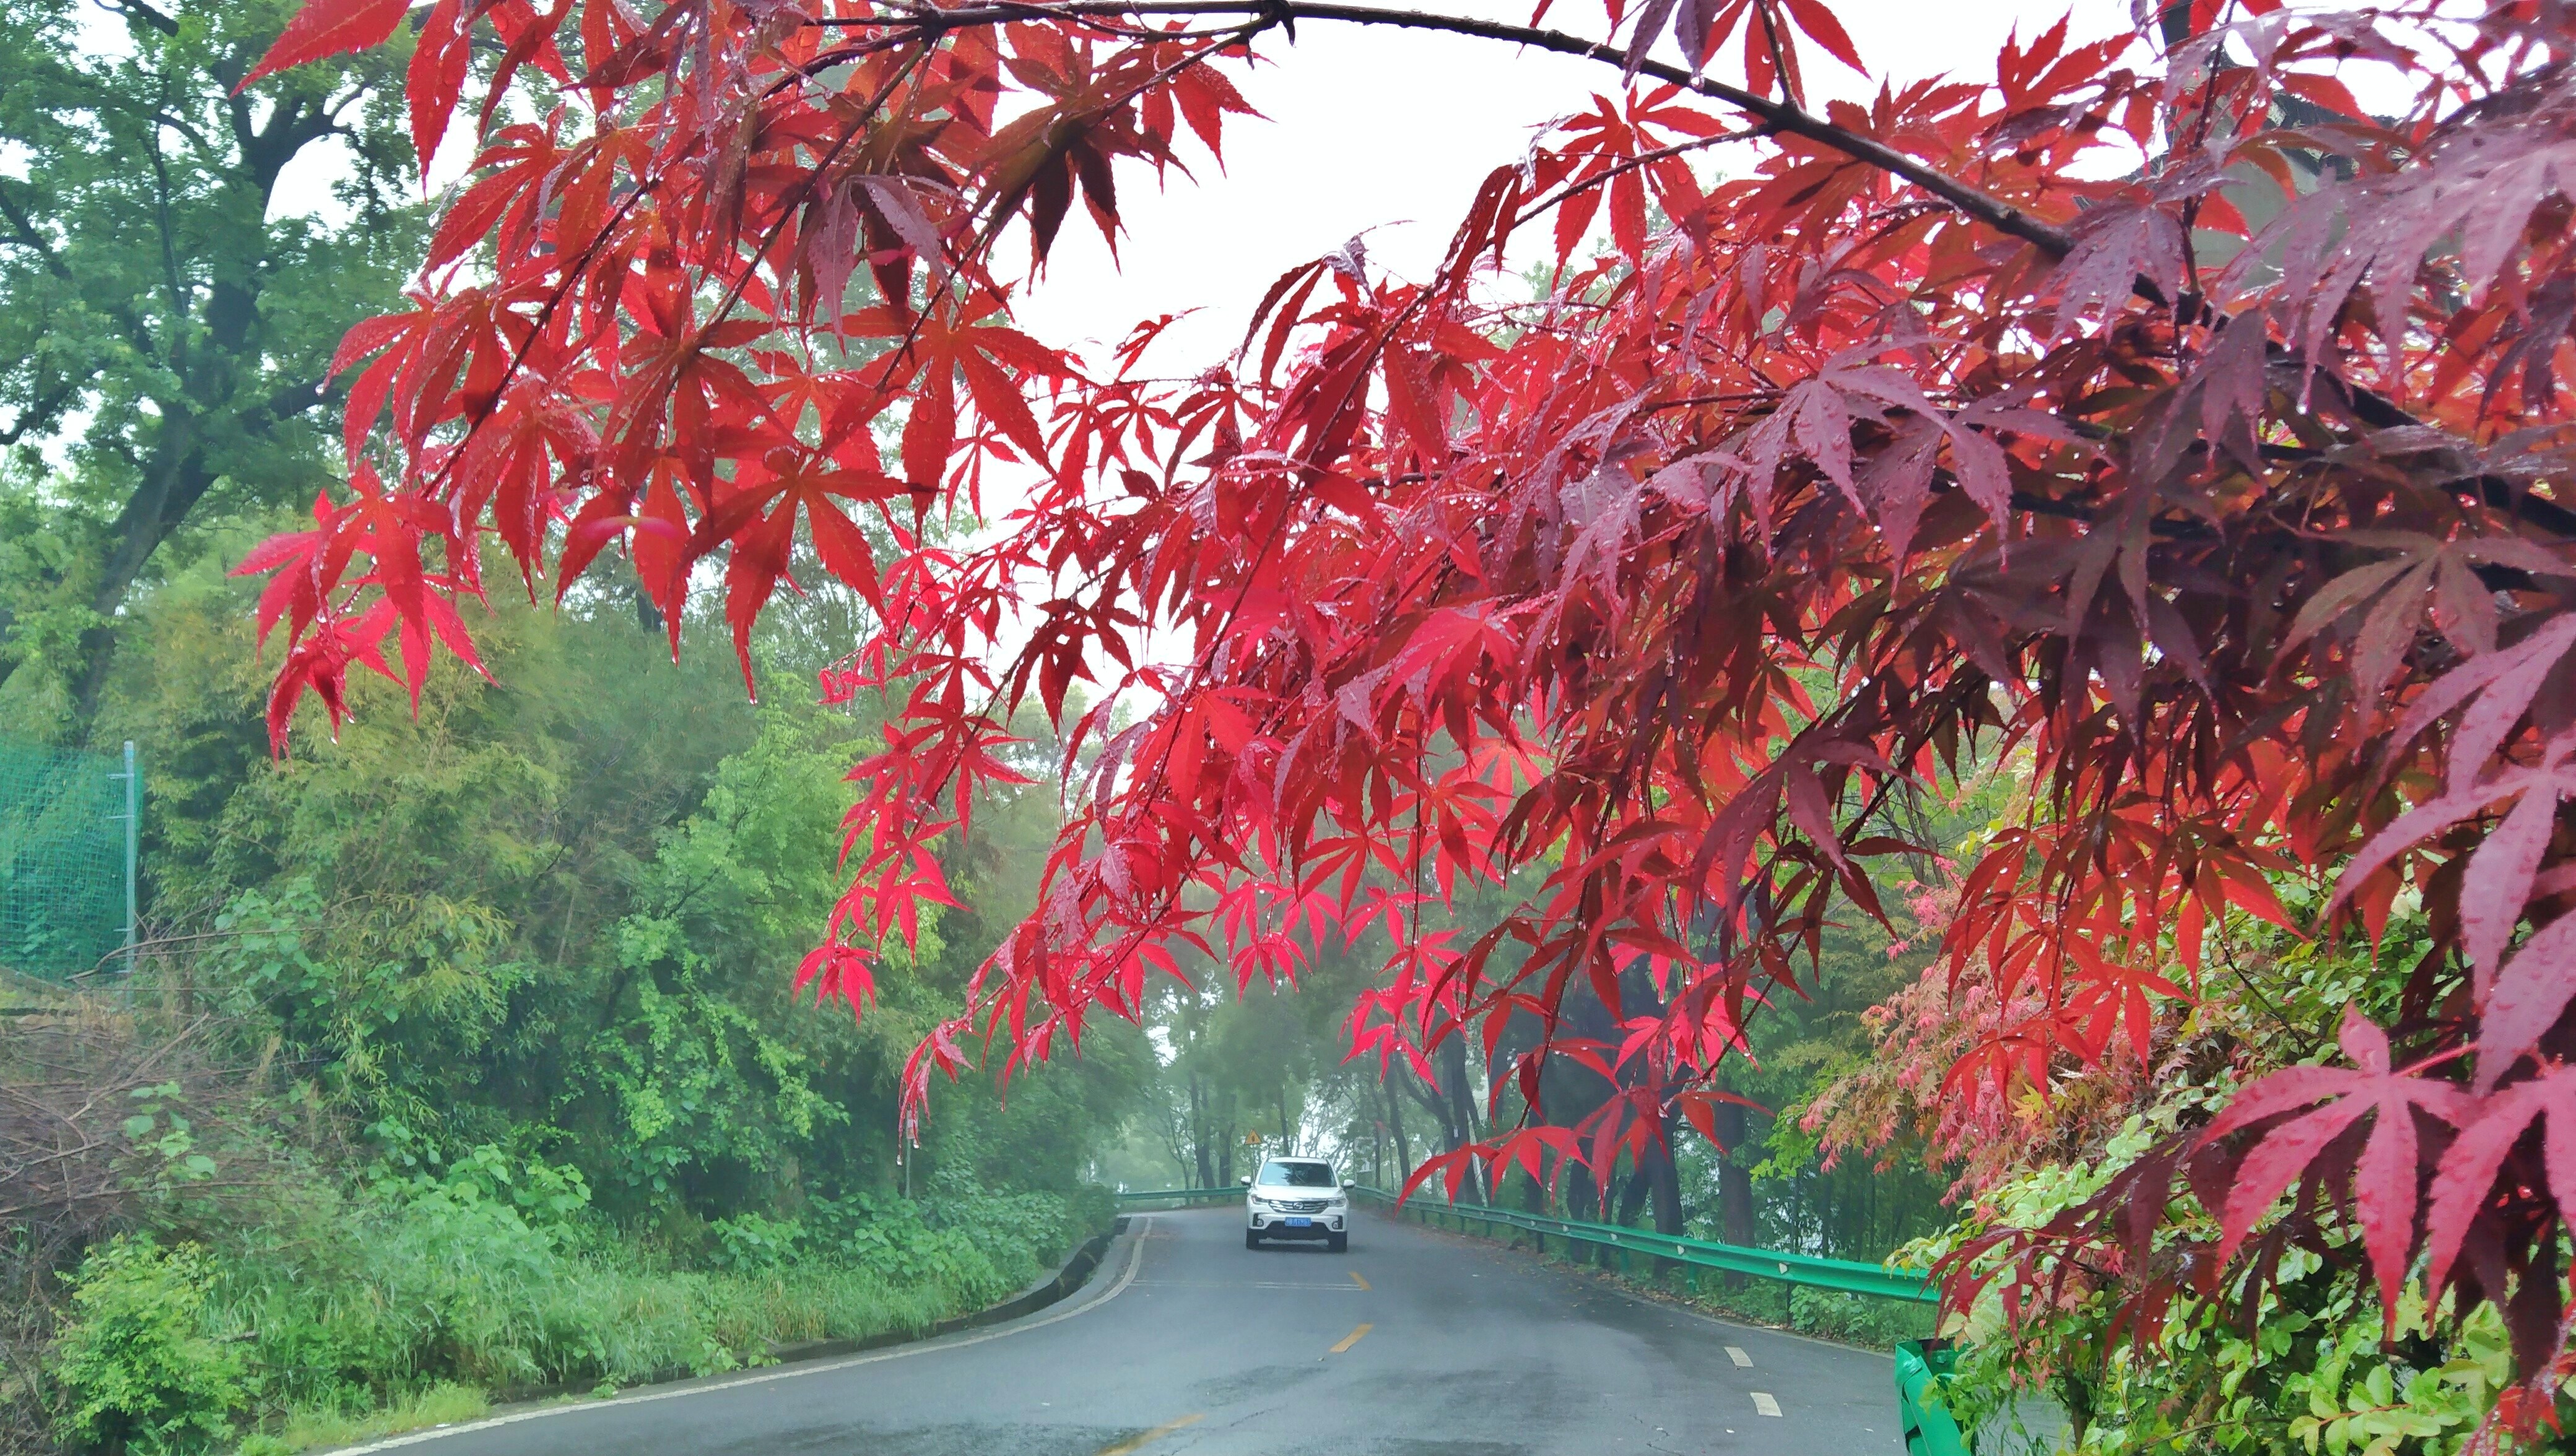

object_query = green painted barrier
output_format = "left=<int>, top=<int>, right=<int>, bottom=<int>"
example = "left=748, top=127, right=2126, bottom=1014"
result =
left=1345, top=1184, right=1937, bottom=1303
left=1895, top=1339, right=1972, bottom=1456
left=1112, top=1186, right=1243, bottom=1207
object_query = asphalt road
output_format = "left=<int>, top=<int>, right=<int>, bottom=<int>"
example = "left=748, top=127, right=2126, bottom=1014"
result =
left=349, top=1205, right=1904, bottom=1456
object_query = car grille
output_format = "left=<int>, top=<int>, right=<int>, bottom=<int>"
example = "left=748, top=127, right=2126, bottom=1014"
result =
left=1271, top=1198, right=1329, bottom=1213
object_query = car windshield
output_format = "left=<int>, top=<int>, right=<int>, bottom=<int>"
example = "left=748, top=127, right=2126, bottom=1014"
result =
left=1256, top=1159, right=1336, bottom=1187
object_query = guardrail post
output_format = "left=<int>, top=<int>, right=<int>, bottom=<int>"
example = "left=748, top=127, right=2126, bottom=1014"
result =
left=1895, top=1340, right=1970, bottom=1456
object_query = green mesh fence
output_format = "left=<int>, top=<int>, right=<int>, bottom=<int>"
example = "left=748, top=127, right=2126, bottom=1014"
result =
left=0, top=737, right=134, bottom=981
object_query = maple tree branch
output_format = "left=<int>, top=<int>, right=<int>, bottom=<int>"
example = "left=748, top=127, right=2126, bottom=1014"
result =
left=2288, top=357, right=2576, bottom=539
left=812, top=1, right=2078, bottom=259
left=1519, top=125, right=1772, bottom=224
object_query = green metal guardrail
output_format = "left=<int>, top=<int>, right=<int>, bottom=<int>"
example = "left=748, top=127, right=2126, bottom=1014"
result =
left=1346, top=1184, right=1937, bottom=1303
left=1112, top=1187, right=1245, bottom=1207
left=1895, top=1339, right=1972, bottom=1456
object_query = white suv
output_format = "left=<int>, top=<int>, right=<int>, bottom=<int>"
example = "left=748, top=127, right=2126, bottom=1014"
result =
left=1242, top=1157, right=1350, bottom=1251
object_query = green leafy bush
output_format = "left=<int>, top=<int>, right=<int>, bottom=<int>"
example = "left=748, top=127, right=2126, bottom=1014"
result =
left=185, top=1168, right=1103, bottom=1444
left=1783, top=1286, right=1938, bottom=1349
left=50, top=1239, right=244, bottom=1455
left=1918, top=1116, right=2528, bottom=1456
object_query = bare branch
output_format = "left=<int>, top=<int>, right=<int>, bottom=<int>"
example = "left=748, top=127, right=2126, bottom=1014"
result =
left=807, top=0, right=2079, bottom=259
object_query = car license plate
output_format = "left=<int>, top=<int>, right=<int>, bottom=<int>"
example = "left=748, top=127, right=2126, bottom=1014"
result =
left=1285, top=1216, right=1312, bottom=1228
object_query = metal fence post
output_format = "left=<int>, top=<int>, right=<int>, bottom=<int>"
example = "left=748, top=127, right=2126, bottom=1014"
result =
left=120, top=741, right=137, bottom=978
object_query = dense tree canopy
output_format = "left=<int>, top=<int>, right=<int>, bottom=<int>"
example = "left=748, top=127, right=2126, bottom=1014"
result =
left=239, top=0, right=2576, bottom=1431
left=0, top=0, right=422, bottom=732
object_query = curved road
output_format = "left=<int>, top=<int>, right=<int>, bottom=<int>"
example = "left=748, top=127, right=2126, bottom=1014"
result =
left=350, top=1207, right=1902, bottom=1455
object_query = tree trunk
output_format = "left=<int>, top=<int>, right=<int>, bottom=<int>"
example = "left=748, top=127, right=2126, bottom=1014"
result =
left=1648, top=1139, right=1684, bottom=1236
left=1637, top=1122, right=1688, bottom=1281
left=1568, top=1163, right=1613, bottom=1268
left=1713, top=1099, right=1756, bottom=1288
left=1190, top=1073, right=1216, bottom=1189
left=1615, top=1167, right=1650, bottom=1225
left=71, top=440, right=220, bottom=719
left=1401, top=1069, right=1458, bottom=1156
left=1438, top=1037, right=1486, bottom=1202
left=1383, top=1080, right=1412, bottom=1181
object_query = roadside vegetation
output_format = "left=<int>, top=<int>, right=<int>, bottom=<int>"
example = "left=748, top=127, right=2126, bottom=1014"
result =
left=40, top=1146, right=1103, bottom=1456
left=2, top=7, right=1134, bottom=1447
left=2, top=570, right=1133, bottom=1452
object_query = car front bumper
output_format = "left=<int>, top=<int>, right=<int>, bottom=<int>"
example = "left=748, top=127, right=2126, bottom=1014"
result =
left=1248, top=1210, right=1347, bottom=1237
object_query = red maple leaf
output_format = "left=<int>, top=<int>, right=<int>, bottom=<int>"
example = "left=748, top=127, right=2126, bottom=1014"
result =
left=2194, top=1008, right=2469, bottom=1330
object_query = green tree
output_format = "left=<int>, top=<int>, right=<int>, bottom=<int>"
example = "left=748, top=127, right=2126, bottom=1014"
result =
left=0, top=0, right=418, bottom=734
left=88, top=550, right=1142, bottom=1228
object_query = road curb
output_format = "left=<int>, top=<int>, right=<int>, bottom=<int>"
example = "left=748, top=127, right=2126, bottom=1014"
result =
left=760, top=1214, right=1126, bottom=1366
left=334, top=1215, right=1131, bottom=1445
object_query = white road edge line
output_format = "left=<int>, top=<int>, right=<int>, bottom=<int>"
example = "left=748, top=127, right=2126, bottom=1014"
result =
left=1725, top=1346, right=1751, bottom=1368
left=1751, top=1392, right=1783, bottom=1418
left=325, top=1216, right=1158, bottom=1454
left=1133, top=1280, right=1362, bottom=1291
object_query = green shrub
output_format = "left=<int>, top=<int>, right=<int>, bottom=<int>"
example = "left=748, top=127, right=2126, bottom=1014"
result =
left=32, top=1118, right=1109, bottom=1452
left=50, top=1237, right=245, bottom=1455
left=1783, top=1285, right=1938, bottom=1348
left=706, top=1211, right=804, bottom=1272
left=184, top=1175, right=1104, bottom=1445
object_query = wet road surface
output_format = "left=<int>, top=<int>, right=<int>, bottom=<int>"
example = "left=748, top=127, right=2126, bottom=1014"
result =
left=339, top=1205, right=1903, bottom=1455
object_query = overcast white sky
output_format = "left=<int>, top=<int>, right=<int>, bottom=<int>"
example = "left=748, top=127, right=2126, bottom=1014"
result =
left=1006, top=0, right=2139, bottom=366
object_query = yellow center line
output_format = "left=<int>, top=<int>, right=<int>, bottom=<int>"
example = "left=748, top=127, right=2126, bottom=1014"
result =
left=1094, top=1412, right=1204, bottom=1455
left=1348, top=1270, right=1371, bottom=1290
left=1328, top=1322, right=1375, bottom=1354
